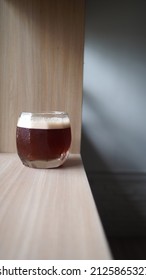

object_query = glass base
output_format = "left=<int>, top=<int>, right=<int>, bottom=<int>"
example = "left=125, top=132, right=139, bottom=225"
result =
left=21, top=152, right=69, bottom=169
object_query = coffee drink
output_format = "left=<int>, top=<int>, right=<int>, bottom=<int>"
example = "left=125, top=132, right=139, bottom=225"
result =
left=16, top=112, right=71, bottom=168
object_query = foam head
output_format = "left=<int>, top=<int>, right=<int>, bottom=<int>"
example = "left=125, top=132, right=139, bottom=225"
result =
left=17, top=112, right=70, bottom=129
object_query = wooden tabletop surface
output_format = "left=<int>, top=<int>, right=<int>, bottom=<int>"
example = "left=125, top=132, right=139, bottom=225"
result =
left=0, top=153, right=112, bottom=259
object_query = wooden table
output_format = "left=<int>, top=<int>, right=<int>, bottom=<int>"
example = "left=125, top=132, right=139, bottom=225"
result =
left=0, top=153, right=111, bottom=259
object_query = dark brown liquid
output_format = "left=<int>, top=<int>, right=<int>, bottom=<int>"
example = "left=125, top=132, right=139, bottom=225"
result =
left=16, top=126, right=71, bottom=162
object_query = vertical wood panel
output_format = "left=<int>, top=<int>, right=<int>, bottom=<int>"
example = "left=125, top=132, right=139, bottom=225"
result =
left=0, top=0, right=85, bottom=153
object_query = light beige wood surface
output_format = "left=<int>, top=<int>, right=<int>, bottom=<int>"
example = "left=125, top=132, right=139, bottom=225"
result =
left=0, top=153, right=111, bottom=259
left=0, top=0, right=112, bottom=261
left=0, top=0, right=84, bottom=153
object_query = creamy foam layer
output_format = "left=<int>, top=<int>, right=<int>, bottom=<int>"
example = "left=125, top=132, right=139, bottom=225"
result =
left=17, top=113, right=70, bottom=129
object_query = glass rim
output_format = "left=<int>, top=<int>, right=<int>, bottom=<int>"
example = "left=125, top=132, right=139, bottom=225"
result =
left=20, top=111, right=69, bottom=116
left=17, top=111, right=71, bottom=128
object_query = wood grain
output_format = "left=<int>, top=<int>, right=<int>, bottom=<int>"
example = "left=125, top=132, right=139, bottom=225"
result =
left=0, top=153, right=111, bottom=259
left=0, top=0, right=85, bottom=153
left=0, top=0, right=112, bottom=261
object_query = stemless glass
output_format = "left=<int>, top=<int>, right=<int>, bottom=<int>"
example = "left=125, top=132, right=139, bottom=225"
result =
left=16, top=111, right=71, bottom=168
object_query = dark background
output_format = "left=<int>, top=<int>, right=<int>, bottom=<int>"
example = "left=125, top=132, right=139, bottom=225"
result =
left=81, top=0, right=146, bottom=259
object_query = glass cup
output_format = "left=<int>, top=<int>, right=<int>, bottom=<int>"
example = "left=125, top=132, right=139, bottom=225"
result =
left=16, top=111, right=71, bottom=168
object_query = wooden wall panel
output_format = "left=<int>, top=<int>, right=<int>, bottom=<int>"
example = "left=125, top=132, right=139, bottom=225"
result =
left=0, top=0, right=85, bottom=153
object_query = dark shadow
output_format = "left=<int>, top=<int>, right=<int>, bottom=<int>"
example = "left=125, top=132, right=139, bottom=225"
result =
left=86, top=0, right=146, bottom=58
left=81, top=128, right=146, bottom=259
left=108, top=237, right=146, bottom=260
left=81, top=128, right=110, bottom=172
left=81, top=0, right=146, bottom=259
